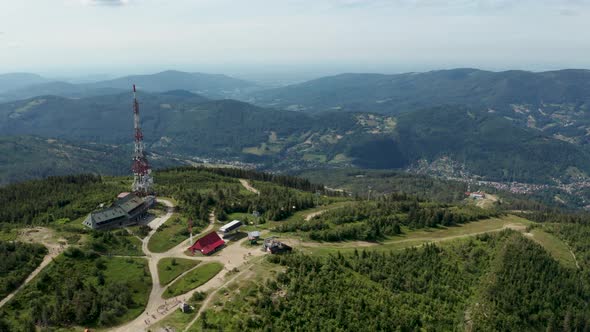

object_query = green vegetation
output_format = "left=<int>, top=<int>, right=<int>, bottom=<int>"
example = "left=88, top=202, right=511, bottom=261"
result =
left=3, top=69, right=590, bottom=187
left=529, top=227, right=578, bottom=269
left=0, top=174, right=128, bottom=225
left=195, top=232, right=505, bottom=331
left=301, top=215, right=529, bottom=256
left=152, top=291, right=208, bottom=332
left=0, top=241, right=47, bottom=299
left=275, top=193, right=499, bottom=242
left=148, top=215, right=189, bottom=253
left=299, top=168, right=468, bottom=203
left=0, top=250, right=151, bottom=330
left=0, top=136, right=184, bottom=186
left=541, top=222, right=590, bottom=268
left=85, top=229, right=144, bottom=256
left=158, top=257, right=200, bottom=286
left=471, top=234, right=590, bottom=331
left=195, top=231, right=590, bottom=331
left=164, top=262, right=223, bottom=299
left=157, top=167, right=325, bottom=224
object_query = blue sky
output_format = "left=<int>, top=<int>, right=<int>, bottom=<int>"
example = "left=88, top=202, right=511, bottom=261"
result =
left=1, top=0, right=589, bottom=80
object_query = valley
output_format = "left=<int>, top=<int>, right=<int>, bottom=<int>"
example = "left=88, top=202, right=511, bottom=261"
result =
left=4, top=1, right=590, bottom=330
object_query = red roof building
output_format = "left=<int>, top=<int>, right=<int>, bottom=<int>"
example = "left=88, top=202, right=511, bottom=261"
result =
left=189, top=232, right=225, bottom=255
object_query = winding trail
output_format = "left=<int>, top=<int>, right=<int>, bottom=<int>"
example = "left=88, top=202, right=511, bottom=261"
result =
left=0, top=227, right=68, bottom=309
left=239, top=179, right=259, bottom=195
left=569, top=249, right=581, bottom=269
left=110, top=198, right=265, bottom=332
left=183, top=257, right=262, bottom=332
left=305, top=210, right=327, bottom=221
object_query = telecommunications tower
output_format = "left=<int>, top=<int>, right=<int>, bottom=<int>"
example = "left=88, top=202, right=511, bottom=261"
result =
left=131, top=84, right=153, bottom=195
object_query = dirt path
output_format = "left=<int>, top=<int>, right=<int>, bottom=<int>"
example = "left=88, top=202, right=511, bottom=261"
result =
left=183, top=259, right=260, bottom=332
left=569, top=249, right=581, bottom=269
left=305, top=210, right=327, bottom=221
left=0, top=227, right=68, bottom=309
left=0, top=248, right=61, bottom=308
left=239, top=179, right=259, bottom=195
left=110, top=200, right=266, bottom=332
left=282, top=222, right=529, bottom=251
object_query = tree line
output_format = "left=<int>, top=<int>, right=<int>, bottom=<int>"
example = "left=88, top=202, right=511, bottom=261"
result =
left=275, top=193, right=499, bottom=242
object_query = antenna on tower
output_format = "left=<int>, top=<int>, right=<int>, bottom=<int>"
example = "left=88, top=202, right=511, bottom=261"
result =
left=131, top=85, right=153, bottom=195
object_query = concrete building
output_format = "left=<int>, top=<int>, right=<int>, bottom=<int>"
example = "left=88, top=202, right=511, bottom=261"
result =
left=83, top=193, right=155, bottom=230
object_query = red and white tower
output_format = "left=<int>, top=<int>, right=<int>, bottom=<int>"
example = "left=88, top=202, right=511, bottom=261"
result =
left=131, top=84, right=153, bottom=195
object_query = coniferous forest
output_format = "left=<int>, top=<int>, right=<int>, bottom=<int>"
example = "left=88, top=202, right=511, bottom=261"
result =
left=196, top=231, right=590, bottom=332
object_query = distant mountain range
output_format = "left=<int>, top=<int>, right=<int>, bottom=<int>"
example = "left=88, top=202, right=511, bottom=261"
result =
left=1, top=86, right=589, bottom=186
left=0, top=70, right=257, bottom=102
left=0, top=73, right=51, bottom=93
left=247, top=68, right=590, bottom=114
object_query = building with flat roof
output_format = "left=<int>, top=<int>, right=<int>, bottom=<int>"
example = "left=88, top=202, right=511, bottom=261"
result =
left=83, top=193, right=154, bottom=230
left=219, top=220, right=242, bottom=234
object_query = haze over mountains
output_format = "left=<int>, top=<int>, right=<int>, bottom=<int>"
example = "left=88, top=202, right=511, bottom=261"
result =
left=2, top=67, right=590, bottom=192
left=0, top=70, right=256, bottom=102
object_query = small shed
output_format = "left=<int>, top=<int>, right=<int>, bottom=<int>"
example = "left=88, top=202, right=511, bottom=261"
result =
left=263, top=237, right=293, bottom=254
left=179, top=302, right=192, bottom=313
left=248, top=231, right=261, bottom=244
left=189, top=232, right=225, bottom=255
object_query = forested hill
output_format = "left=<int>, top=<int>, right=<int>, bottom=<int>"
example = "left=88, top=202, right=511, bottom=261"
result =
left=247, top=68, right=590, bottom=114
left=1, top=91, right=590, bottom=186
left=0, top=136, right=185, bottom=185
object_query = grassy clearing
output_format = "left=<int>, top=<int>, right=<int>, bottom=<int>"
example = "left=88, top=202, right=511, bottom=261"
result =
left=86, top=230, right=144, bottom=256
left=164, top=262, right=224, bottom=299
left=300, top=215, right=531, bottom=255
left=0, top=228, right=18, bottom=241
left=158, top=257, right=201, bottom=286
left=186, top=258, right=283, bottom=332
left=529, top=228, right=578, bottom=269
left=148, top=214, right=190, bottom=253
left=103, top=257, right=152, bottom=323
left=282, top=201, right=354, bottom=223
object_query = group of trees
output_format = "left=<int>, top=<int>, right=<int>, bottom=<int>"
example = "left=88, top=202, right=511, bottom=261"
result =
left=542, top=222, right=590, bottom=272
left=471, top=234, right=590, bottom=331
left=156, top=168, right=319, bottom=225
left=85, top=230, right=142, bottom=256
left=196, top=231, right=590, bottom=331
left=190, top=166, right=329, bottom=194
left=198, top=232, right=507, bottom=331
left=0, top=241, right=47, bottom=299
left=0, top=174, right=126, bottom=225
left=275, top=194, right=499, bottom=242
left=0, top=250, right=149, bottom=330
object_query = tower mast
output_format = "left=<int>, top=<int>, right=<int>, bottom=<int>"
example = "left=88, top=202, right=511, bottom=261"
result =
left=131, top=84, right=153, bottom=195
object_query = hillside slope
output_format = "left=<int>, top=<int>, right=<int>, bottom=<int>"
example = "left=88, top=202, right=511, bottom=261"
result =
left=1, top=92, right=589, bottom=185
left=249, top=68, right=590, bottom=114
left=0, top=136, right=184, bottom=185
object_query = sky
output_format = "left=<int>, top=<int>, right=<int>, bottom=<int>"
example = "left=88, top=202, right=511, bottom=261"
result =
left=1, top=0, right=590, bottom=81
